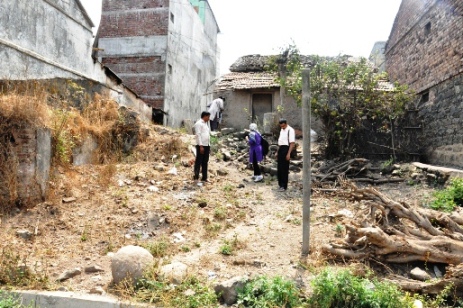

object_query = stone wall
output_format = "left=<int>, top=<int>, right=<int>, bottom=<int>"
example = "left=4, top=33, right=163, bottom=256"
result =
left=0, top=126, right=51, bottom=206
left=419, top=73, right=463, bottom=167
left=385, top=0, right=463, bottom=93
left=385, top=0, right=463, bottom=167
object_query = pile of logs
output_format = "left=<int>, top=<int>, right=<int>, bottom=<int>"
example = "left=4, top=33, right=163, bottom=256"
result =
left=322, top=181, right=463, bottom=296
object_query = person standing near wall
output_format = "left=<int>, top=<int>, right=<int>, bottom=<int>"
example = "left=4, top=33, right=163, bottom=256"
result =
left=193, top=111, right=211, bottom=186
left=246, top=123, right=264, bottom=182
left=276, top=118, right=295, bottom=191
left=207, top=96, right=225, bottom=131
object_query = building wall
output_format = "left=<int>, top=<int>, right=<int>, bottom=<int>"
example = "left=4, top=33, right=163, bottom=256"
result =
left=98, top=0, right=170, bottom=109
left=0, top=126, right=51, bottom=205
left=218, top=89, right=323, bottom=138
left=0, top=0, right=103, bottom=81
left=385, top=0, right=463, bottom=167
left=385, top=0, right=463, bottom=93
left=164, top=0, right=220, bottom=127
left=419, top=73, right=463, bottom=167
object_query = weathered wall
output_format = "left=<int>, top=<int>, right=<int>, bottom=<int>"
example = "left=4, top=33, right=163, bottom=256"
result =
left=0, top=0, right=102, bottom=81
left=419, top=73, right=463, bottom=167
left=0, top=126, right=51, bottom=205
left=0, top=0, right=151, bottom=121
left=385, top=0, right=463, bottom=167
left=217, top=89, right=322, bottom=137
left=385, top=0, right=463, bottom=93
left=164, top=0, right=220, bottom=127
left=98, top=0, right=170, bottom=109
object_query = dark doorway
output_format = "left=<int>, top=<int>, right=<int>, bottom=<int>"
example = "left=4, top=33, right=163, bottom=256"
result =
left=252, top=93, right=272, bottom=126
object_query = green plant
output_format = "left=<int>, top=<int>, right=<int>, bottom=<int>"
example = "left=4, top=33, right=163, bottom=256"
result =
left=335, top=224, right=344, bottom=237
left=81, top=226, right=89, bottom=242
left=143, top=238, right=171, bottom=257
left=237, top=275, right=302, bottom=308
left=0, top=246, right=49, bottom=289
left=381, top=157, right=394, bottom=170
left=135, top=276, right=218, bottom=307
left=0, top=291, right=32, bottom=308
left=309, top=268, right=414, bottom=308
left=219, top=242, right=233, bottom=255
left=430, top=178, right=463, bottom=212
left=214, top=206, right=227, bottom=220
left=181, top=246, right=190, bottom=252
left=104, top=236, right=114, bottom=254
left=219, top=234, right=244, bottom=256
left=268, top=45, right=413, bottom=158
left=223, top=184, right=234, bottom=192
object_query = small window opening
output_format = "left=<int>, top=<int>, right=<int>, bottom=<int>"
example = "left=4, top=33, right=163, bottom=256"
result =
left=420, top=91, right=429, bottom=104
left=168, top=64, right=172, bottom=74
left=170, top=13, right=174, bottom=23
left=424, top=22, right=431, bottom=36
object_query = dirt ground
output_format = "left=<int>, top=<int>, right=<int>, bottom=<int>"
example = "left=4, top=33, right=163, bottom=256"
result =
left=0, top=125, right=437, bottom=300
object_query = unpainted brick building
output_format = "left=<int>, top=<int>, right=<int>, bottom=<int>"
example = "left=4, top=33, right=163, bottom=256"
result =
left=385, top=0, right=463, bottom=167
left=97, top=0, right=220, bottom=127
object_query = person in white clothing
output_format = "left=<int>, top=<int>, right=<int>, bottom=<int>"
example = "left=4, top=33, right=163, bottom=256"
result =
left=276, top=118, right=295, bottom=191
left=193, top=111, right=211, bottom=184
left=207, top=96, right=225, bottom=131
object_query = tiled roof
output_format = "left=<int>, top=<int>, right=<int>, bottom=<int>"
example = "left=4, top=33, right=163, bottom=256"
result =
left=214, top=72, right=395, bottom=93
left=214, top=72, right=280, bottom=92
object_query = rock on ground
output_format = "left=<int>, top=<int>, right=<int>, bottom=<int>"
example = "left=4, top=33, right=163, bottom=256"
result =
left=111, top=245, right=154, bottom=285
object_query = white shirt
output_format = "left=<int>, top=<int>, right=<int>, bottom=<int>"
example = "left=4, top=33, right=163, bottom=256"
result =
left=278, top=125, right=296, bottom=146
left=194, top=119, right=210, bottom=146
left=207, top=98, right=224, bottom=121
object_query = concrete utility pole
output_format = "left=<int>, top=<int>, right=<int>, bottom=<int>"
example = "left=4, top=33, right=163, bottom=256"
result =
left=301, top=68, right=311, bottom=256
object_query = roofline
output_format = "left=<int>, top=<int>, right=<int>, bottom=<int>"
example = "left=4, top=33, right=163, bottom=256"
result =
left=75, top=0, right=95, bottom=28
left=202, top=0, right=221, bottom=33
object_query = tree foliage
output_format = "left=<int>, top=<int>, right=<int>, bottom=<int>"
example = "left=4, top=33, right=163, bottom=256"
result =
left=269, top=45, right=414, bottom=158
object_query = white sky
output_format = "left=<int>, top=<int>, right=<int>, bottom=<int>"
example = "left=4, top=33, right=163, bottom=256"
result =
left=80, top=0, right=402, bottom=74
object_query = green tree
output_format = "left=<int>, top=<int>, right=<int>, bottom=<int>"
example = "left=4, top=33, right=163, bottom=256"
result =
left=269, top=45, right=413, bottom=158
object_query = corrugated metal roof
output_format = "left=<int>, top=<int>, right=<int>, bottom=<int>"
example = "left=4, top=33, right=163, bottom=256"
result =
left=215, top=72, right=280, bottom=92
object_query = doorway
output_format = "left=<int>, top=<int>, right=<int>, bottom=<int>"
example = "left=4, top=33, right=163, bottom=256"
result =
left=252, top=93, right=272, bottom=127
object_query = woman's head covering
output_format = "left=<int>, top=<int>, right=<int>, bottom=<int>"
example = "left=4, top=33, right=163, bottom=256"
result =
left=249, top=123, right=258, bottom=131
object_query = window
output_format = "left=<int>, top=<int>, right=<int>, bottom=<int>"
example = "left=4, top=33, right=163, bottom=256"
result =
left=168, top=64, right=172, bottom=74
left=170, top=13, right=174, bottom=23
left=420, top=91, right=429, bottom=104
left=424, top=22, right=431, bottom=36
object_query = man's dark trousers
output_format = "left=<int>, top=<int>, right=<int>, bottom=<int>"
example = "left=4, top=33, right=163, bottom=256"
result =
left=194, top=145, right=210, bottom=181
left=277, top=145, right=290, bottom=189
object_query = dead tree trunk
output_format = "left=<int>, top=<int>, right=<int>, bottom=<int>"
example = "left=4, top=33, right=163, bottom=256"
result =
left=321, top=181, right=463, bottom=295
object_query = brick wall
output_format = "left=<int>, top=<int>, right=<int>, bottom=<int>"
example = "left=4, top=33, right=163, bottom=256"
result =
left=384, top=0, right=463, bottom=167
left=385, top=0, right=463, bottom=93
left=99, top=0, right=170, bottom=112
left=99, top=9, right=169, bottom=37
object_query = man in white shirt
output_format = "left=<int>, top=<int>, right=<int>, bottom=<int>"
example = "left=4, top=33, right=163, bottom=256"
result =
left=276, top=118, right=295, bottom=191
left=207, top=96, right=225, bottom=131
left=193, top=111, right=211, bottom=184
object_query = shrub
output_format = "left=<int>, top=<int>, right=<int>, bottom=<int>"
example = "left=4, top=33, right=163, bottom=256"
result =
left=430, top=178, right=463, bottom=212
left=0, top=291, right=31, bottom=308
left=237, top=276, right=302, bottom=308
left=309, top=268, right=413, bottom=308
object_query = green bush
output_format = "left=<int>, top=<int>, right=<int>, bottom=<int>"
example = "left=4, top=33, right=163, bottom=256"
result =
left=0, top=291, right=31, bottom=308
left=430, top=178, right=463, bottom=212
left=237, top=276, right=302, bottom=308
left=309, top=268, right=413, bottom=308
